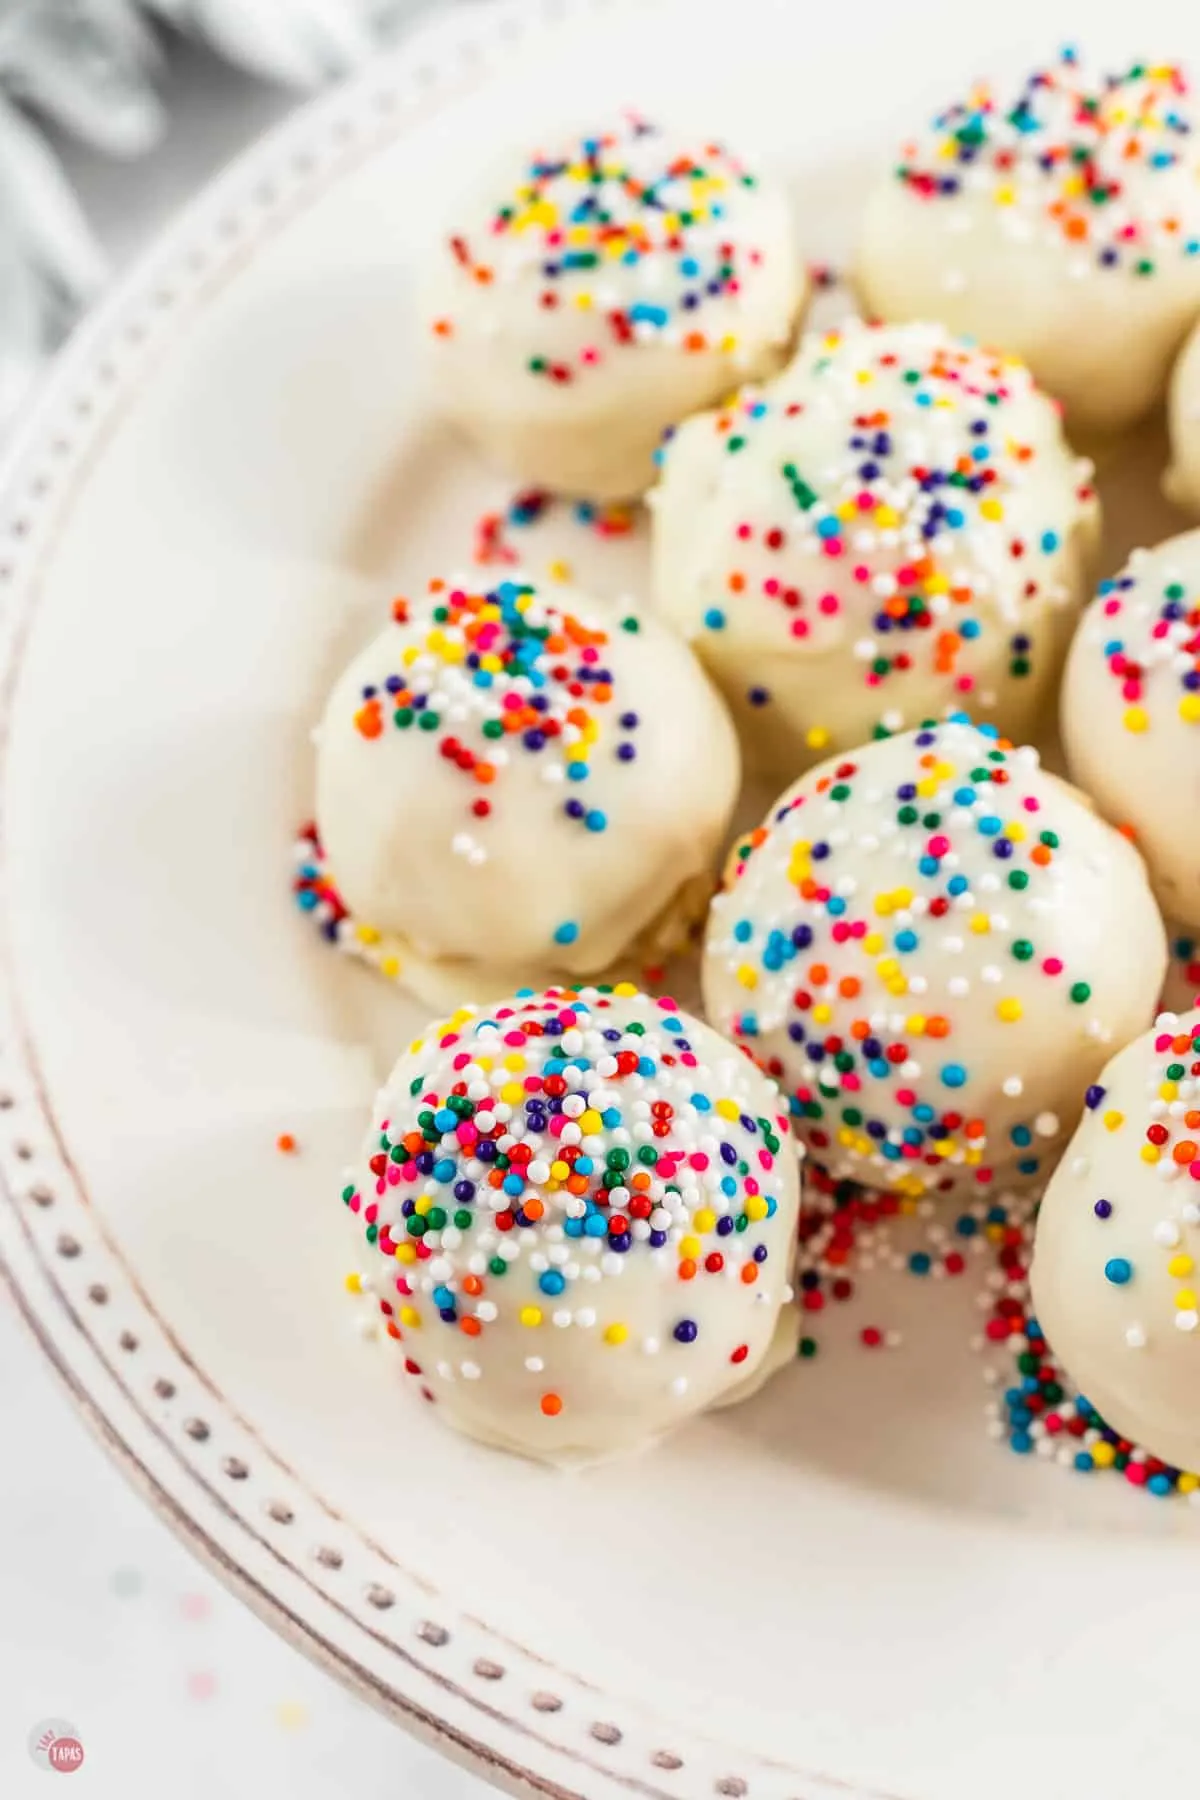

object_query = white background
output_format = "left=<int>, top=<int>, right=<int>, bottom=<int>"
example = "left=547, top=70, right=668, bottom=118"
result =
left=0, top=27, right=486, bottom=1800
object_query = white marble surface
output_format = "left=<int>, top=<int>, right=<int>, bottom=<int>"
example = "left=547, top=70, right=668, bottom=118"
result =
left=1, top=25, right=488, bottom=1800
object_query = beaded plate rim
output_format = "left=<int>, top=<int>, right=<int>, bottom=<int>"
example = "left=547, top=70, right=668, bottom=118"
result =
left=0, top=3, right=898, bottom=1797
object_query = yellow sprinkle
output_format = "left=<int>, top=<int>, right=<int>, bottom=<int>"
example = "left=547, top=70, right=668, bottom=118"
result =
left=811, top=1002, right=832, bottom=1024
left=579, top=1109, right=603, bottom=1135
left=863, top=931, right=885, bottom=954
left=520, top=1307, right=542, bottom=1328
left=548, top=559, right=571, bottom=583
left=906, top=1014, right=927, bottom=1035
left=970, top=914, right=991, bottom=935
left=476, top=1055, right=493, bottom=1072
left=1124, top=705, right=1149, bottom=733
left=502, top=1052, right=525, bottom=1072
left=874, top=504, right=899, bottom=528
left=716, top=1099, right=740, bottom=1121
left=603, top=1323, right=628, bottom=1346
left=415, top=1195, right=431, bottom=1217
left=380, top=955, right=401, bottom=979
left=1141, top=1145, right=1161, bottom=1164
left=1181, top=694, right=1200, bottom=724
left=1169, top=1254, right=1195, bottom=1278
left=550, top=1160, right=570, bottom=1181
left=395, top=1243, right=417, bottom=1264
left=1177, top=1289, right=1198, bottom=1312
left=994, top=182, right=1016, bottom=205
left=500, top=1081, right=524, bottom=1106
left=1103, top=1110, right=1125, bottom=1132
left=399, top=1306, right=421, bottom=1329
left=1003, top=821, right=1026, bottom=843
left=694, top=1208, right=717, bottom=1234
left=355, top=923, right=380, bottom=945
left=736, top=964, right=759, bottom=990
left=1179, top=1472, right=1200, bottom=1494
left=1091, top=1441, right=1116, bottom=1468
left=788, top=842, right=811, bottom=884
left=805, top=725, right=830, bottom=750
left=996, top=997, right=1023, bottom=1023
left=344, top=1272, right=362, bottom=1294
left=613, top=982, right=637, bottom=998
left=980, top=498, right=1004, bottom=521
left=745, top=1196, right=768, bottom=1221
left=680, top=1235, right=701, bottom=1259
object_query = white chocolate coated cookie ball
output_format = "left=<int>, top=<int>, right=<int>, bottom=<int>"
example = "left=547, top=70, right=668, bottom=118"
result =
left=1032, top=1007, right=1200, bottom=1476
left=340, top=986, right=802, bottom=1464
left=650, top=318, right=1098, bottom=776
left=421, top=115, right=807, bottom=500
left=857, top=54, right=1200, bottom=436
left=702, top=717, right=1166, bottom=1197
left=313, top=576, right=739, bottom=1003
left=1062, top=530, right=1200, bottom=930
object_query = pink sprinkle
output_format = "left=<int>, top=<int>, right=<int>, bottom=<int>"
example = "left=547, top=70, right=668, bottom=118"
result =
left=1042, top=957, right=1063, bottom=976
left=818, top=592, right=840, bottom=615
left=689, top=1153, right=709, bottom=1171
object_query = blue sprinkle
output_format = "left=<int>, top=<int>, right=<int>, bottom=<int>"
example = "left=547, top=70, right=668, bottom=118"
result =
left=941, top=1064, right=967, bottom=1089
left=1104, top=1257, right=1132, bottom=1285
left=539, top=1270, right=567, bottom=1296
left=553, top=921, right=579, bottom=946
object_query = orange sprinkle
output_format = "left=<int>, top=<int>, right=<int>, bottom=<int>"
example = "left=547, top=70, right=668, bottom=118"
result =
left=276, top=1133, right=297, bottom=1154
left=678, top=1259, right=697, bottom=1281
left=460, top=1316, right=482, bottom=1337
left=523, top=1198, right=545, bottom=1222
left=354, top=700, right=383, bottom=739
left=462, top=1274, right=484, bottom=1297
left=540, top=1393, right=563, bottom=1417
left=740, top=1264, right=759, bottom=1285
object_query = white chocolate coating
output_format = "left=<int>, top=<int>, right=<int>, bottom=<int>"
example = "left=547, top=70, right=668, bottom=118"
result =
left=1166, top=317, right=1200, bottom=513
left=1062, top=529, right=1200, bottom=930
left=314, top=576, right=740, bottom=997
left=340, top=986, right=802, bottom=1464
left=1032, top=1006, right=1200, bottom=1475
left=702, top=717, right=1167, bottom=1197
left=650, top=318, right=1099, bottom=777
left=857, top=55, right=1200, bottom=436
left=420, top=116, right=807, bottom=501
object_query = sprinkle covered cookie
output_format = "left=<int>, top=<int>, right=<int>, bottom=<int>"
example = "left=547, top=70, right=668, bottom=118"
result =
left=340, top=985, right=801, bottom=1462
left=702, top=716, right=1166, bottom=1195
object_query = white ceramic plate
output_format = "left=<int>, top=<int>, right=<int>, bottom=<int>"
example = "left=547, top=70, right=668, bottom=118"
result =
left=4, top=2, right=1200, bottom=1796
